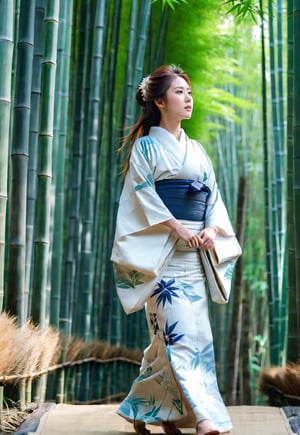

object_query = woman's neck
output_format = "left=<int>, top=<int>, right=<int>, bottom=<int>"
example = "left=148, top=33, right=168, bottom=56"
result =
left=159, top=121, right=181, bottom=140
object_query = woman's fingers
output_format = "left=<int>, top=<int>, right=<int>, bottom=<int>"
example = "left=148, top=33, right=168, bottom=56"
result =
left=186, top=234, right=203, bottom=248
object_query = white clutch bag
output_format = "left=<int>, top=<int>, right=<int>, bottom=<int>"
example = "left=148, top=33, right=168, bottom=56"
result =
left=200, top=234, right=242, bottom=304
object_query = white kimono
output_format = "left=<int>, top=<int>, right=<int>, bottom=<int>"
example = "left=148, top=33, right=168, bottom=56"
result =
left=111, top=127, right=234, bottom=432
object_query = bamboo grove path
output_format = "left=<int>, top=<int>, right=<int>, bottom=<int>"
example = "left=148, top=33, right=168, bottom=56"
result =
left=17, top=404, right=294, bottom=435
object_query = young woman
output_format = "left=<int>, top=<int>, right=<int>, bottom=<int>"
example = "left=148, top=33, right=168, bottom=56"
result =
left=111, top=65, right=235, bottom=435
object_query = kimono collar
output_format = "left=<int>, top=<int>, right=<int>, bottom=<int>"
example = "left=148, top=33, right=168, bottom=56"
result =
left=149, top=126, right=187, bottom=165
left=149, top=126, right=185, bottom=146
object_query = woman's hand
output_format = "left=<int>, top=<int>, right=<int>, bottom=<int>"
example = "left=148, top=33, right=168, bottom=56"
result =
left=197, top=226, right=218, bottom=250
left=162, top=218, right=202, bottom=247
left=162, top=219, right=218, bottom=249
left=175, top=225, right=203, bottom=248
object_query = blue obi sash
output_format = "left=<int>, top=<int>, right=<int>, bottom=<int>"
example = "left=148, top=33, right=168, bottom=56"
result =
left=155, top=179, right=211, bottom=222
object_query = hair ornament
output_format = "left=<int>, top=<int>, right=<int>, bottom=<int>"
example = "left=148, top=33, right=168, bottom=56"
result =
left=138, top=76, right=149, bottom=101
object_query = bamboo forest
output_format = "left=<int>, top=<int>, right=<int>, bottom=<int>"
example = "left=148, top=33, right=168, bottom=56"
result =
left=0, top=0, right=300, bottom=424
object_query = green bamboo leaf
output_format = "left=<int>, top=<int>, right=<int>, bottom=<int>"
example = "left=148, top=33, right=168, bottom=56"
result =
left=152, top=0, right=188, bottom=10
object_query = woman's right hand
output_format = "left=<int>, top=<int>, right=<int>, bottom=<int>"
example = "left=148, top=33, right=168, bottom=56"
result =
left=162, top=218, right=203, bottom=248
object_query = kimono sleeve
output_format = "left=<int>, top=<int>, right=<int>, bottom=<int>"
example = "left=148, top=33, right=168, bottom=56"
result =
left=115, top=138, right=175, bottom=238
left=111, top=138, right=178, bottom=314
left=199, top=146, right=235, bottom=236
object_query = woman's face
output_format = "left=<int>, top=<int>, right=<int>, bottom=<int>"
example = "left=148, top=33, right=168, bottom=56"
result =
left=158, top=76, right=193, bottom=122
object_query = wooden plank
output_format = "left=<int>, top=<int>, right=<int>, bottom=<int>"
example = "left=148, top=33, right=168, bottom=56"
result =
left=30, top=404, right=294, bottom=435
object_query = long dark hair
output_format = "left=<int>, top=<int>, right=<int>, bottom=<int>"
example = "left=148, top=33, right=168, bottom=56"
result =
left=119, top=64, right=191, bottom=174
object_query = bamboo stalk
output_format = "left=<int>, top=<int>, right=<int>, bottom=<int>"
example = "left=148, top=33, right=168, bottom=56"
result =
left=226, top=176, right=247, bottom=405
left=0, top=0, right=15, bottom=312
left=94, top=0, right=121, bottom=344
left=6, top=0, right=36, bottom=323
left=77, top=0, right=106, bottom=340
left=60, top=0, right=89, bottom=337
left=50, top=0, right=73, bottom=327
left=31, top=0, right=60, bottom=325
left=25, top=0, right=45, bottom=318
left=122, top=0, right=138, bottom=128
left=293, top=0, right=300, bottom=357
left=267, top=0, right=287, bottom=365
left=286, top=0, right=297, bottom=361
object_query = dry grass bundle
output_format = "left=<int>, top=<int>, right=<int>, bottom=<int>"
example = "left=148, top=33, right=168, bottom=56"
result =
left=0, top=407, right=30, bottom=434
left=101, top=342, right=143, bottom=362
left=11, top=321, right=44, bottom=376
left=113, top=345, right=143, bottom=362
left=63, top=337, right=87, bottom=362
left=0, top=313, right=19, bottom=375
left=10, top=322, right=59, bottom=375
left=0, top=313, right=61, bottom=383
left=65, top=338, right=143, bottom=363
left=259, top=362, right=300, bottom=406
left=35, top=327, right=61, bottom=371
left=0, top=311, right=143, bottom=385
left=89, top=340, right=112, bottom=359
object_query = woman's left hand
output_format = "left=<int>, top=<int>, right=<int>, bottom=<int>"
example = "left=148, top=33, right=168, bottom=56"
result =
left=198, top=226, right=218, bottom=250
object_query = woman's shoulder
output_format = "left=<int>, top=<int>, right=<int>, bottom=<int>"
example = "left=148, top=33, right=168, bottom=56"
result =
left=135, top=134, right=156, bottom=147
left=132, top=134, right=160, bottom=164
left=133, top=132, right=162, bottom=153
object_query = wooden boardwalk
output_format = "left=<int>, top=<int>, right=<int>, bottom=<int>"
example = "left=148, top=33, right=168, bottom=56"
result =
left=21, top=404, right=295, bottom=435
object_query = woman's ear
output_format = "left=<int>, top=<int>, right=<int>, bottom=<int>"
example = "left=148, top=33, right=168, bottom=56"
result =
left=154, top=98, right=165, bottom=110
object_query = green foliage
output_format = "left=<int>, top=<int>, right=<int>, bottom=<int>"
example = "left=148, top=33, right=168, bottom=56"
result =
left=152, top=0, right=188, bottom=10
left=223, top=0, right=263, bottom=22
left=165, top=0, right=237, bottom=141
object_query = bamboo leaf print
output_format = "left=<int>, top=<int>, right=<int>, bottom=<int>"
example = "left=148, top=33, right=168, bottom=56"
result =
left=149, top=312, right=159, bottom=334
left=177, top=280, right=202, bottom=303
left=202, top=171, right=208, bottom=182
left=172, top=398, right=183, bottom=415
left=135, top=173, right=154, bottom=191
left=148, top=395, right=156, bottom=406
left=199, top=342, right=216, bottom=374
left=120, top=395, right=149, bottom=418
left=191, top=348, right=201, bottom=370
left=136, top=366, right=152, bottom=382
left=164, top=320, right=184, bottom=345
left=138, top=136, right=158, bottom=164
left=116, top=270, right=144, bottom=288
left=151, top=279, right=181, bottom=307
left=143, top=404, right=162, bottom=421
left=224, top=262, right=235, bottom=280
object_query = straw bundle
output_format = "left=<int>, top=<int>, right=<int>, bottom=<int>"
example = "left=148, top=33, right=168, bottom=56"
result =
left=0, top=311, right=142, bottom=387
left=0, top=313, right=60, bottom=383
left=63, top=337, right=87, bottom=362
left=259, top=362, right=300, bottom=406
left=0, top=313, right=19, bottom=376
left=64, top=337, right=143, bottom=364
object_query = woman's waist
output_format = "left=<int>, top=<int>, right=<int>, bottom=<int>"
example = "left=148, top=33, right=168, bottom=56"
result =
left=155, top=179, right=211, bottom=221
